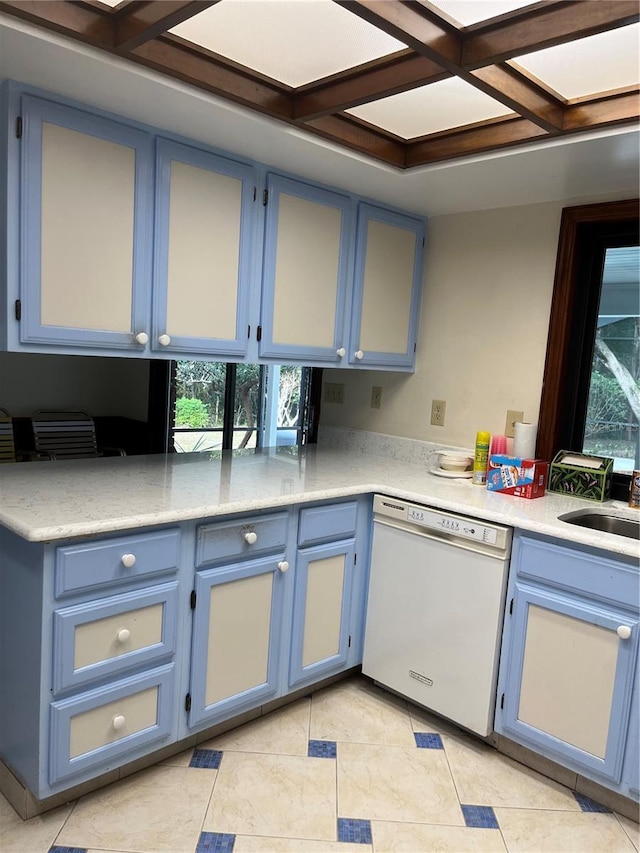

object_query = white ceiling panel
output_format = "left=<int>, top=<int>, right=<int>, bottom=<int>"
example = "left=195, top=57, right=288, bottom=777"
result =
left=429, top=1, right=535, bottom=26
left=346, top=77, right=512, bottom=139
left=169, top=0, right=406, bottom=87
left=515, top=24, right=640, bottom=100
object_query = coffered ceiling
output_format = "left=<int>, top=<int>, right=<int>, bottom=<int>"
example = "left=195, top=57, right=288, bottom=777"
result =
left=0, top=0, right=638, bottom=169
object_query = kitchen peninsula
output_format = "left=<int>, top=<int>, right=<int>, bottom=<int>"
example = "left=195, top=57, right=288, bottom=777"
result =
left=0, top=444, right=638, bottom=821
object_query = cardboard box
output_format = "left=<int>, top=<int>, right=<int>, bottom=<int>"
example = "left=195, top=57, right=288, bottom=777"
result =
left=547, top=450, right=613, bottom=502
left=486, top=454, right=548, bottom=499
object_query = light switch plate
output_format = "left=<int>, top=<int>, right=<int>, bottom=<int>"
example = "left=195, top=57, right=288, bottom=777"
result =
left=371, top=386, right=382, bottom=409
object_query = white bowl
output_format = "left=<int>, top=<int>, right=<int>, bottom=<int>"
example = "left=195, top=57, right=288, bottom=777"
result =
left=437, top=451, right=474, bottom=472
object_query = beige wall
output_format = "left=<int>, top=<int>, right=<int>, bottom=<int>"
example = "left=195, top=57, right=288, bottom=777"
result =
left=320, top=200, right=564, bottom=449
left=0, top=352, right=150, bottom=420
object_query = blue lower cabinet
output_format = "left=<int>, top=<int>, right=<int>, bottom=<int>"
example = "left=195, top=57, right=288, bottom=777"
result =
left=49, top=663, right=175, bottom=784
left=289, top=539, right=355, bottom=689
left=188, top=555, right=288, bottom=728
left=498, top=583, right=638, bottom=784
left=622, top=659, right=640, bottom=798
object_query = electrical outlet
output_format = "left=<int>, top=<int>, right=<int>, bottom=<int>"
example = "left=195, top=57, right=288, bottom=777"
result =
left=505, top=409, right=524, bottom=438
left=324, top=382, right=344, bottom=404
left=430, top=399, right=446, bottom=427
left=371, top=386, right=382, bottom=409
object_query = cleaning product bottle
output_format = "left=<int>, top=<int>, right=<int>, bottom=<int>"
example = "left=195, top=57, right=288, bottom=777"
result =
left=472, top=431, right=491, bottom=485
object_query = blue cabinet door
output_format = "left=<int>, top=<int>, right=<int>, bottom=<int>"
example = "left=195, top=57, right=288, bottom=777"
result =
left=622, top=657, right=640, bottom=799
left=260, top=173, right=354, bottom=365
left=189, top=554, right=288, bottom=728
left=498, top=582, right=638, bottom=784
left=349, top=203, right=425, bottom=370
left=152, top=138, right=258, bottom=357
left=289, top=539, right=355, bottom=689
left=20, top=95, right=153, bottom=351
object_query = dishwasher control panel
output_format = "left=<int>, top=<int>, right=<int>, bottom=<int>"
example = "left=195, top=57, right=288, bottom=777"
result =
left=406, top=506, right=498, bottom=545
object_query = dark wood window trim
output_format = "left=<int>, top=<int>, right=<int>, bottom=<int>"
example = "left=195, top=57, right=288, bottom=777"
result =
left=537, top=197, right=639, bottom=497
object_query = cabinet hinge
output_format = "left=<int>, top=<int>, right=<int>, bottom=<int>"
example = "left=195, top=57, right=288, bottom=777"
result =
left=500, top=693, right=505, bottom=710
left=247, top=324, right=251, bottom=339
left=509, top=598, right=513, bottom=615
left=14, top=299, right=21, bottom=321
left=354, top=553, right=357, bottom=566
left=190, top=589, right=197, bottom=609
left=253, top=186, right=257, bottom=202
left=185, top=693, right=192, bottom=712
left=263, top=189, right=268, bottom=206
left=422, top=235, right=425, bottom=247
left=348, top=635, right=351, bottom=648
left=257, top=325, right=262, bottom=342
left=15, top=116, right=22, bottom=139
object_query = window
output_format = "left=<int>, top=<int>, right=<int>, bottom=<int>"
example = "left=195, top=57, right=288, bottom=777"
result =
left=169, top=362, right=318, bottom=454
left=538, top=199, right=639, bottom=500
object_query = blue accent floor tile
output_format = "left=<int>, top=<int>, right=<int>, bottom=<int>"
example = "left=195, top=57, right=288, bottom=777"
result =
left=189, top=748, right=224, bottom=769
left=337, top=818, right=373, bottom=844
left=461, top=804, right=500, bottom=829
left=49, top=848, right=87, bottom=853
left=414, top=732, right=444, bottom=749
left=196, top=831, right=236, bottom=853
left=308, top=739, right=337, bottom=758
left=574, top=792, right=611, bottom=813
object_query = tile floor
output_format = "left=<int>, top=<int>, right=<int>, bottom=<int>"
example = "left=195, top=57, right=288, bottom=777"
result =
left=1, top=676, right=639, bottom=853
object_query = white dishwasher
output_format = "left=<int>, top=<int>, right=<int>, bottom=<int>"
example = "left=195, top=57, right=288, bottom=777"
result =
left=362, top=494, right=512, bottom=737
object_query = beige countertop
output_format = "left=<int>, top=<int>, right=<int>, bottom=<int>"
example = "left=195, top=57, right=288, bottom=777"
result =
left=0, top=446, right=638, bottom=559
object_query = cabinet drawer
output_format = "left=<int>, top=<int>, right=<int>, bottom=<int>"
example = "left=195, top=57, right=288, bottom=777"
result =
left=49, top=664, right=175, bottom=784
left=52, top=582, right=178, bottom=693
left=298, top=502, right=358, bottom=547
left=516, top=535, right=639, bottom=607
left=55, top=529, right=181, bottom=597
left=196, top=512, right=288, bottom=567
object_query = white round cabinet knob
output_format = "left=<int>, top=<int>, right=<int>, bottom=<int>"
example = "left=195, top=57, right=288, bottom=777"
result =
left=121, top=553, right=136, bottom=569
left=116, top=628, right=131, bottom=644
left=135, top=331, right=149, bottom=345
left=277, top=560, right=290, bottom=573
left=112, top=714, right=126, bottom=731
left=354, top=350, right=364, bottom=360
left=336, top=347, right=346, bottom=358
left=617, top=625, right=632, bottom=640
left=244, top=531, right=258, bottom=545
left=158, top=334, right=171, bottom=347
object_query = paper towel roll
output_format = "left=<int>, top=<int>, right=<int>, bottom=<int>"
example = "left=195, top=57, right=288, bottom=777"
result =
left=514, top=422, right=537, bottom=458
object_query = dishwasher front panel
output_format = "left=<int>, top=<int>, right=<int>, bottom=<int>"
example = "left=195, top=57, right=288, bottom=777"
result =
left=362, top=518, right=509, bottom=736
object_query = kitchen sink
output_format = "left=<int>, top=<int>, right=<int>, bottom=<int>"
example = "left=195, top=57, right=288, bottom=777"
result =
left=558, top=509, right=640, bottom=540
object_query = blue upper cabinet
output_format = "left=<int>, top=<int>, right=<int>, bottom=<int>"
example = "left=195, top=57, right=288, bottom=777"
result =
left=19, top=94, right=154, bottom=351
left=152, top=138, right=257, bottom=357
left=259, top=173, right=354, bottom=365
left=348, top=203, right=425, bottom=370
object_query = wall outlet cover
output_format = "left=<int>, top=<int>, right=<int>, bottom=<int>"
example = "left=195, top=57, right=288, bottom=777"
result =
left=371, top=386, right=382, bottom=409
left=505, top=409, right=524, bottom=438
left=430, top=399, right=446, bottom=427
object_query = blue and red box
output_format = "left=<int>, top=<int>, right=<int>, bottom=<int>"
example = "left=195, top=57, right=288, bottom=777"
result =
left=486, top=454, right=548, bottom=499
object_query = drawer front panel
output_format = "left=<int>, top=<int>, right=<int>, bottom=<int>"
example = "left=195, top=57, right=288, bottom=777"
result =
left=196, top=512, right=288, bottom=567
left=53, top=582, right=178, bottom=693
left=516, top=535, right=638, bottom=606
left=49, top=664, right=175, bottom=784
left=298, top=502, right=358, bottom=547
left=55, top=529, right=181, bottom=597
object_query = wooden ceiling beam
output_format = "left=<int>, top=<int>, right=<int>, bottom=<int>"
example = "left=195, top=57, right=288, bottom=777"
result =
left=463, top=0, right=640, bottom=68
left=303, top=114, right=407, bottom=167
left=113, top=1, right=218, bottom=53
left=562, top=87, right=640, bottom=132
left=405, top=116, right=548, bottom=167
left=337, top=1, right=564, bottom=131
left=130, top=36, right=294, bottom=119
left=0, top=0, right=115, bottom=47
left=293, top=52, right=450, bottom=121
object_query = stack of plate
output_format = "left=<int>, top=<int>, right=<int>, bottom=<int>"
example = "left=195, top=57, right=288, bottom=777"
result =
left=429, top=450, right=474, bottom=479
